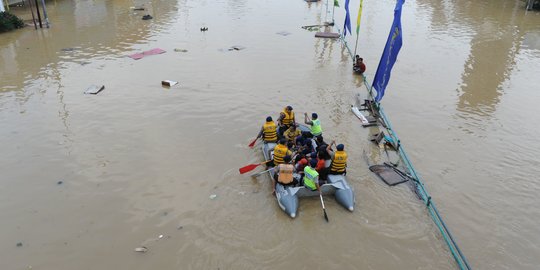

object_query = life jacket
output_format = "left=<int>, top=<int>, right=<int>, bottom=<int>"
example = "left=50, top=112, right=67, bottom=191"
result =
left=310, top=119, right=322, bottom=136
left=303, top=166, right=319, bottom=191
left=273, top=144, right=289, bottom=165
left=263, top=121, right=277, bottom=142
left=330, top=150, right=347, bottom=173
left=277, top=164, right=294, bottom=184
left=281, top=108, right=295, bottom=126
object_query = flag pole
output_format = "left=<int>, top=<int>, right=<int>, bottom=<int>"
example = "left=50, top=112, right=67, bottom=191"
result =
left=353, top=30, right=360, bottom=57
left=325, top=0, right=329, bottom=24
left=353, top=0, right=364, bottom=58
left=331, top=2, right=336, bottom=25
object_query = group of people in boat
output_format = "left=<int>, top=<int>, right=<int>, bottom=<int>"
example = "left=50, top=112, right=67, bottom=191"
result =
left=255, top=106, right=348, bottom=193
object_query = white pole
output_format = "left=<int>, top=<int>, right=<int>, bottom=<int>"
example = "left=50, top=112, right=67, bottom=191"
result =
left=39, top=0, right=49, bottom=27
left=1, top=0, right=5, bottom=12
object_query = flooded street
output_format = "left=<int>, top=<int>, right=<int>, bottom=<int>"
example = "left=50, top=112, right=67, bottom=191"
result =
left=1, top=0, right=540, bottom=269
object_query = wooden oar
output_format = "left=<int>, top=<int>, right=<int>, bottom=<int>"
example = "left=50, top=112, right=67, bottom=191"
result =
left=319, top=190, right=329, bottom=222
left=239, top=160, right=271, bottom=174
left=248, top=137, right=258, bottom=148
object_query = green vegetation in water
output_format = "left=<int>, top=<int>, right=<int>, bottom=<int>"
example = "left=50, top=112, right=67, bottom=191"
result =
left=0, top=11, right=25, bottom=33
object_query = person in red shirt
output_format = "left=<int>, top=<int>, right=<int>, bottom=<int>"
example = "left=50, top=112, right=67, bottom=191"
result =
left=353, top=55, right=366, bottom=74
left=295, top=154, right=309, bottom=174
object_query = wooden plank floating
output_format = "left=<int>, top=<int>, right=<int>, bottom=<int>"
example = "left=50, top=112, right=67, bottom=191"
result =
left=315, top=32, right=340, bottom=38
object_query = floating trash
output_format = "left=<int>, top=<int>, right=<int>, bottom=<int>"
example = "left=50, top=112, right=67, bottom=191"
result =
left=134, top=246, right=148, bottom=253
left=158, top=234, right=164, bottom=239
left=84, top=85, right=105, bottom=95
left=276, top=31, right=291, bottom=36
left=229, top=45, right=245, bottom=51
left=128, top=48, right=166, bottom=60
left=16, top=242, right=22, bottom=247
left=57, top=181, right=63, bottom=185
left=209, top=194, right=217, bottom=199
left=142, top=15, right=153, bottom=20
left=161, top=80, right=178, bottom=87
left=200, top=27, right=208, bottom=31
left=174, top=48, right=188, bottom=52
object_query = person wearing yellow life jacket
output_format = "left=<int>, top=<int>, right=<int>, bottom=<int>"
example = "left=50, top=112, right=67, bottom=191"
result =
left=274, top=155, right=297, bottom=190
left=303, top=112, right=323, bottom=139
left=278, top=106, right=295, bottom=138
left=272, top=138, right=292, bottom=167
left=283, top=124, right=301, bottom=145
left=326, top=141, right=348, bottom=175
left=256, top=116, right=278, bottom=143
left=303, top=158, right=320, bottom=191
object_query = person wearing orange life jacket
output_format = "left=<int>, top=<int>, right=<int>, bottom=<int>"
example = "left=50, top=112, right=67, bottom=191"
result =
left=271, top=138, right=292, bottom=167
left=256, top=116, right=278, bottom=143
left=326, top=140, right=348, bottom=175
left=278, top=106, right=295, bottom=138
left=274, top=155, right=297, bottom=190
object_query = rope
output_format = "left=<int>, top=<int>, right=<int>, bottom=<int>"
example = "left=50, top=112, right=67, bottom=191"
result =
left=332, top=23, right=473, bottom=270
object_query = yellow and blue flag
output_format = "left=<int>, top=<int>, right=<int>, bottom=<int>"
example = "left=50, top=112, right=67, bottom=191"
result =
left=372, top=0, right=404, bottom=102
left=343, top=0, right=352, bottom=36
left=356, top=0, right=363, bottom=34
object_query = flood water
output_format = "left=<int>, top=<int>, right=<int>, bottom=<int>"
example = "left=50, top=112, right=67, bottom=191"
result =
left=1, top=0, right=540, bottom=269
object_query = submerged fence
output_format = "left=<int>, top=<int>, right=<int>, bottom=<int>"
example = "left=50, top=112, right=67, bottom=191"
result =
left=335, top=28, right=472, bottom=270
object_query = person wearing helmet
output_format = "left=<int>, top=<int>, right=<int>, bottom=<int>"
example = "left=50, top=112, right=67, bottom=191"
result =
left=256, top=116, right=278, bottom=143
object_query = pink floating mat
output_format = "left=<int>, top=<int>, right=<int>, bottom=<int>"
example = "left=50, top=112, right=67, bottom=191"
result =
left=128, top=48, right=166, bottom=60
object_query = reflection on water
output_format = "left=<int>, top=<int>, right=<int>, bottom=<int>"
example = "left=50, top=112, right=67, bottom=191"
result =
left=0, top=0, right=181, bottom=99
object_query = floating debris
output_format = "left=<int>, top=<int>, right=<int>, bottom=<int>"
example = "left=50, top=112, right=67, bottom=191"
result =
left=61, top=48, right=76, bottom=52
left=177, top=226, right=183, bottom=230
left=57, top=181, right=63, bottom=185
left=16, top=242, right=23, bottom=247
left=84, top=85, right=105, bottom=95
left=128, top=48, right=166, bottom=60
left=209, top=194, right=217, bottom=199
left=161, top=80, right=178, bottom=87
left=134, top=246, right=148, bottom=253
left=276, top=31, right=291, bottom=36
left=142, top=15, right=153, bottom=20
left=158, top=234, right=164, bottom=239
left=200, top=27, right=208, bottom=31
left=174, top=48, right=188, bottom=52
left=315, top=32, right=340, bottom=38
left=229, top=45, right=245, bottom=51
left=132, top=7, right=145, bottom=11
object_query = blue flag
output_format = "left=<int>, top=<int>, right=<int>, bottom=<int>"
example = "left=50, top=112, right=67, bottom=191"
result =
left=343, top=0, right=352, bottom=36
left=372, top=0, right=404, bottom=102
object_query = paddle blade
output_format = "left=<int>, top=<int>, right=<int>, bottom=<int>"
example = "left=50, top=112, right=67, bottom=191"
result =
left=323, top=209, right=329, bottom=222
left=239, top=163, right=260, bottom=174
left=248, top=138, right=257, bottom=148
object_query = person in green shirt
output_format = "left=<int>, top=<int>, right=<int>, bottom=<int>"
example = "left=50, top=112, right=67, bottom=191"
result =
left=302, top=159, right=320, bottom=191
left=303, top=112, right=323, bottom=139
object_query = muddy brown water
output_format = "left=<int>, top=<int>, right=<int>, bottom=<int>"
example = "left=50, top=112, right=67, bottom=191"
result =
left=1, top=0, right=540, bottom=269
